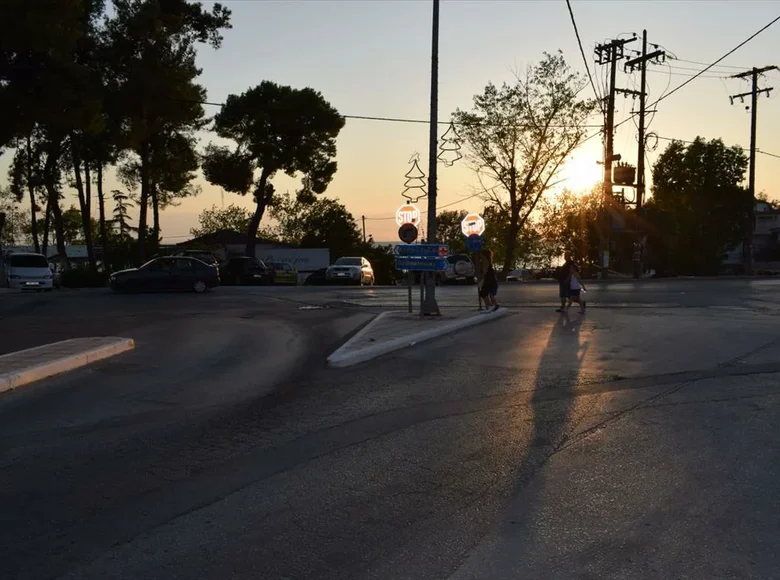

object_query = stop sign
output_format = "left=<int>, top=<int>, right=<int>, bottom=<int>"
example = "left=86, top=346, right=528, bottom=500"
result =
left=395, top=204, right=421, bottom=227
left=461, top=213, right=485, bottom=237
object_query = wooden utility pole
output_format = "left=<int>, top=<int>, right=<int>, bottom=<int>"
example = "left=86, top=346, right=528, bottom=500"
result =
left=361, top=215, right=366, bottom=243
left=729, top=65, right=776, bottom=275
left=625, top=30, right=664, bottom=278
left=594, top=36, right=636, bottom=279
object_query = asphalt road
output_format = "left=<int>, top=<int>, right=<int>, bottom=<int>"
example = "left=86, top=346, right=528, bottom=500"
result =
left=2, top=281, right=780, bottom=579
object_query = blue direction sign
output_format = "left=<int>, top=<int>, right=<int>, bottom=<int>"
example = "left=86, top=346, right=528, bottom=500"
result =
left=394, top=244, right=449, bottom=258
left=395, top=256, right=448, bottom=272
left=466, top=234, right=484, bottom=252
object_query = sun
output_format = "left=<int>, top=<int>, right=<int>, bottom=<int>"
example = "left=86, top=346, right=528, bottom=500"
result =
left=560, top=153, right=602, bottom=194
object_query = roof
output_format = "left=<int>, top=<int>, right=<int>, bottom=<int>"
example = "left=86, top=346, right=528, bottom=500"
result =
left=176, top=229, right=295, bottom=249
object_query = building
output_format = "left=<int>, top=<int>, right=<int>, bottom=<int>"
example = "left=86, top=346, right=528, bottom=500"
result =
left=723, top=200, right=780, bottom=271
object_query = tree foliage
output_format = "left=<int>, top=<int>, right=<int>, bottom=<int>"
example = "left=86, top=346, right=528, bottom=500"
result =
left=645, top=137, right=749, bottom=275
left=270, top=193, right=362, bottom=260
left=436, top=210, right=468, bottom=255
left=452, top=51, right=596, bottom=277
left=190, top=204, right=253, bottom=237
left=202, top=81, right=345, bottom=256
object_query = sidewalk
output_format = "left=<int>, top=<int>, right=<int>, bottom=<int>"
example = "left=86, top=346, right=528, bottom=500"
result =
left=0, top=337, right=135, bottom=393
left=327, top=307, right=509, bottom=368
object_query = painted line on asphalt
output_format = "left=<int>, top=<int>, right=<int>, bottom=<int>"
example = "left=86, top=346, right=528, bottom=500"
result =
left=327, top=308, right=510, bottom=368
left=0, top=337, right=135, bottom=394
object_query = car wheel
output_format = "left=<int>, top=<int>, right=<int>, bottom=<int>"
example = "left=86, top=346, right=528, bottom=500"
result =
left=193, top=280, right=207, bottom=293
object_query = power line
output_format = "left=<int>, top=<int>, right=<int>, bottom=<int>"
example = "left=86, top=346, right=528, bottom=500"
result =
left=670, top=57, right=750, bottom=70
left=200, top=101, right=603, bottom=129
left=565, top=0, right=604, bottom=111
left=363, top=190, right=488, bottom=221
left=653, top=135, right=780, bottom=160
left=649, top=14, right=780, bottom=108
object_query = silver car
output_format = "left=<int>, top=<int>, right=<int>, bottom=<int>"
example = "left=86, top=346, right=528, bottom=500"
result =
left=439, top=254, right=476, bottom=284
left=326, top=257, right=375, bottom=285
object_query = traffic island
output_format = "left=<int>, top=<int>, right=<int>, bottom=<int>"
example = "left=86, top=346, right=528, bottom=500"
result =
left=0, top=337, right=135, bottom=393
left=327, top=307, right=509, bottom=368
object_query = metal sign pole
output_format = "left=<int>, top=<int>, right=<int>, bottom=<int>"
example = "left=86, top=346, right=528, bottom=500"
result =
left=407, top=270, right=413, bottom=313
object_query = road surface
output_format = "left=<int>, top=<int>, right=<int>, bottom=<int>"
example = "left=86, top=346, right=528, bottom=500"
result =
left=1, top=281, right=780, bottom=579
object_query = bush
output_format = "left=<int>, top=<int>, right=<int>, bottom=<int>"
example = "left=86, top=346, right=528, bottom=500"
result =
left=60, top=269, right=110, bottom=288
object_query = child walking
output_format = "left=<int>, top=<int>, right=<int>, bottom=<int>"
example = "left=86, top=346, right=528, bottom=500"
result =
left=566, top=263, right=587, bottom=313
left=477, top=248, right=500, bottom=312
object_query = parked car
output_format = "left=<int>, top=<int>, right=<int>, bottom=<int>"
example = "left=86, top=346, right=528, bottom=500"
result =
left=326, top=257, right=375, bottom=285
left=303, top=268, right=328, bottom=285
left=506, top=268, right=534, bottom=282
left=439, top=254, right=476, bottom=284
left=109, top=256, right=219, bottom=293
left=4, top=252, right=54, bottom=291
left=173, top=250, right=220, bottom=267
left=218, top=256, right=271, bottom=285
left=266, top=261, right=299, bottom=285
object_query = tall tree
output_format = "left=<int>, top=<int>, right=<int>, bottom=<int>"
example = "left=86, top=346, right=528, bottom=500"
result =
left=111, top=189, right=136, bottom=238
left=9, top=131, right=47, bottom=252
left=190, top=204, right=253, bottom=237
left=202, top=81, right=345, bottom=257
left=647, top=137, right=749, bottom=275
left=106, top=0, right=231, bottom=262
left=452, top=51, right=596, bottom=276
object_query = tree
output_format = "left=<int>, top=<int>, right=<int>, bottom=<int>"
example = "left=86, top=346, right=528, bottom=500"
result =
left=111, top=190, right=136, bottom=238
left=452, top=51, right=596, bottom=277
left=202, top=81, right=345, bottom=257
left=190, top=204, right=252, bottom=237
left=536, top=189, right=601, bottom=273
left=436, top=210, right=467, bottom=254
left=270, top=193, right=361, bottom=260
left=647, top=137, right=749, bottom=275
left=0, top=187, right=31, bottom=246
left=106, top=0, right=231, bottom=262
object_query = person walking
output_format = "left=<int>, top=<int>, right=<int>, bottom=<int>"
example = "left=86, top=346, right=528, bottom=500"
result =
left=566, top=261, right=587, bottom=313
left=477, top=248, right=500, bottom=312
left=555, top=252, right=574, bottom=313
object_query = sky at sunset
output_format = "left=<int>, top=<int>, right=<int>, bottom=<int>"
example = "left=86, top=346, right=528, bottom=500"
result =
left=3, top=0, right=779, bottom=243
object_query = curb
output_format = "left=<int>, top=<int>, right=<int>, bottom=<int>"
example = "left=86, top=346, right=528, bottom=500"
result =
left=327, top=308, right=510, bottom=368
left=0, top=337, right=135, bottom=394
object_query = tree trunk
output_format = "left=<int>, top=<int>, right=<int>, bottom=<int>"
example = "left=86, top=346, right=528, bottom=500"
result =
left=96, top=164, right=110, bottom=271
left=44, top=146, right=67, bottom=267
left=245, top=173, right=269, bottom=258
left=70, top=138, right=97, bottom=271
left=26, top=134, right=40, bottom=253
left=137, top=139, right=150, bottom=264
left=42, top=198, right=51, bottom=257
left=150, top=182, right=160, bottom=256
left=501, top=170, right=519, bottom=277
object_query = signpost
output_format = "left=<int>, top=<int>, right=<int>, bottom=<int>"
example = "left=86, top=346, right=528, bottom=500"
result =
left=466, top=234, right=484, bottom=253
left=461, top=213, right=486, bottom=237
left=461, top=214, right=486, bottom=310
left=398, top=224, right=418, bottom=244
left=395, top=204, right=421, bottom=228
left=394, top=243, right=449, bottom=315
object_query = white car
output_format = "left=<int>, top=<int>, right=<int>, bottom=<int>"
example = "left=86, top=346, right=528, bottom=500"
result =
left=326, top=257, right=375, bottom=285
left=4, top=252, right=54, bottom=291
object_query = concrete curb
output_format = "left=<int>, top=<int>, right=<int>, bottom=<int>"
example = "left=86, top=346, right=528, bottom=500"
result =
left=0, top=337, right=135, bottom=394
left=327, top=308, right=510, bottom=368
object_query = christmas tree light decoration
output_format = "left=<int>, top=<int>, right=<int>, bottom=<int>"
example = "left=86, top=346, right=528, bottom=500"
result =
left=437, top=122, right=462, bottom=166
left=401, top=152, right=428, bottom=203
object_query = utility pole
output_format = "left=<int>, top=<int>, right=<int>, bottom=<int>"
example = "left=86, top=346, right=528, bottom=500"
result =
left=361, top=215, right=366, bottom=243
left=595, top=35, right=636, bottom=279
left=729, top=65, right=776, bottom=276
left=625, top=30, right=664, bottom=278
left=421, top=0, right=440, bottom=316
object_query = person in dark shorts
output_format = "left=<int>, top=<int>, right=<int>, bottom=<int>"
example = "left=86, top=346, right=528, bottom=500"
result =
left=477, top=248, right=500, bottom=312
left=556, top=252, right=574, bottom=312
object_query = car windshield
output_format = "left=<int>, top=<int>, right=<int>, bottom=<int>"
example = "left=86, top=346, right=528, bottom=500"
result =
left=335, top=258, right=361, bottom=266
left=9, top=254, right=49, bottom=268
